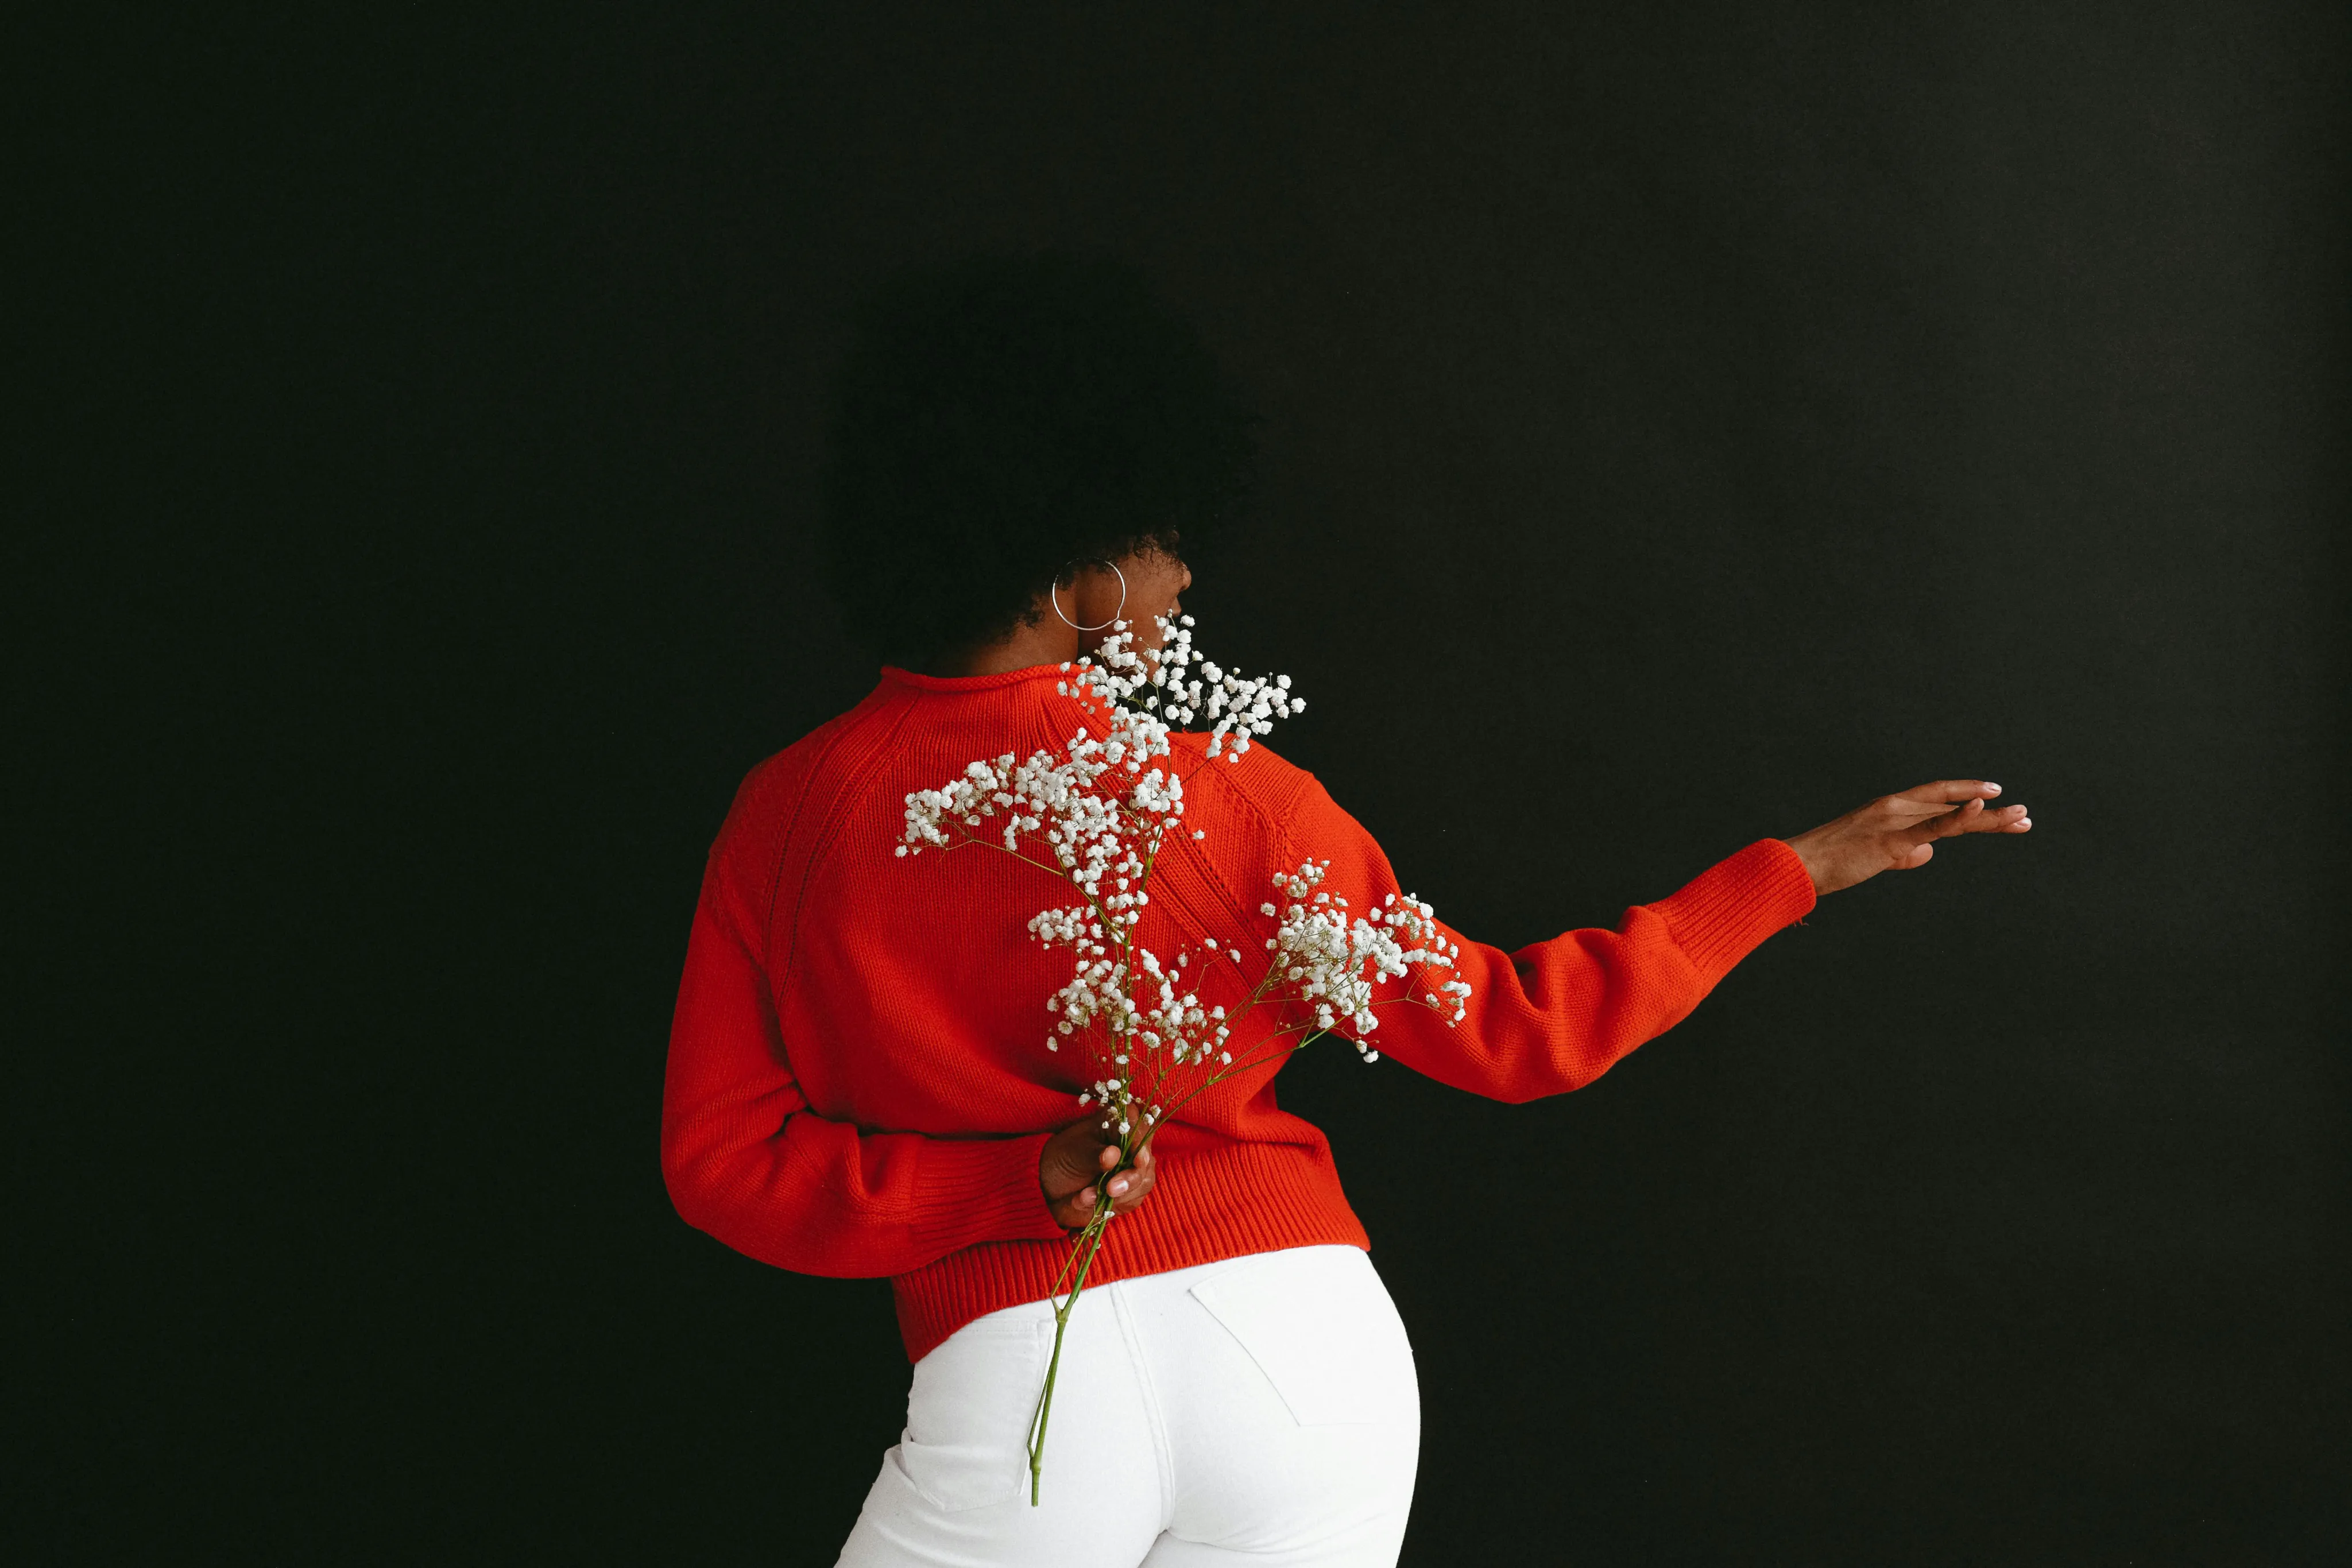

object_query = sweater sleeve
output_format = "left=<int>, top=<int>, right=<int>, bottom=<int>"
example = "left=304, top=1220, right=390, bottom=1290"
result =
left=660, top=809, right=1070, bottom=1280
left=1281, top=779, right=1817, bottom=1104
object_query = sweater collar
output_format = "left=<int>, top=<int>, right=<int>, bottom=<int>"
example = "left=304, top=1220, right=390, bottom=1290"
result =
left=879, top=663, right=1070, bottom=693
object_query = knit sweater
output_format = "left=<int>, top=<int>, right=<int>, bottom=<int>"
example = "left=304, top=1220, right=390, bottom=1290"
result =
left=661, top=663, right=1818, bottom=1362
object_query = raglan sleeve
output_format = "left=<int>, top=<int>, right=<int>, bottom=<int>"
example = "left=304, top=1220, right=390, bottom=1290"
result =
left=659, top=775, right=1069, bottom=1279
left=1281, top=775, right=1818, bottom=1104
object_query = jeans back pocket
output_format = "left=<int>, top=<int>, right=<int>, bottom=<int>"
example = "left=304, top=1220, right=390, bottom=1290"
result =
left=897, top=1312, right=1056, bottom=1512
left=1188, top=1247, right=1415, bottom=1427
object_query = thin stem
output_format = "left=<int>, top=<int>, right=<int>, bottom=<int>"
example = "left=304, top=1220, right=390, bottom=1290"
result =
left=1027, top=1199, right=1113, bottom=1505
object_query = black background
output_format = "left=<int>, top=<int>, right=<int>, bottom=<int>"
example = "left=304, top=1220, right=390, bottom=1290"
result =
left=24, top=3, right=2350, bottom=1562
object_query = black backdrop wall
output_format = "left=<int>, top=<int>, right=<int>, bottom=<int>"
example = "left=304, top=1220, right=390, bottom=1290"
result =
left=25, top=4, right=2350, bottom=1562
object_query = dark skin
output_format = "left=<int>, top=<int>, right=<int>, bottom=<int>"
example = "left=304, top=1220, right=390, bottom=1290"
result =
left=947, top=548, right=2032, bottom=1228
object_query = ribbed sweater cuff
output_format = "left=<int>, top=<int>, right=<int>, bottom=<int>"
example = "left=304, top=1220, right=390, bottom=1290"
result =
left=1651, top=838, right=1817, bottom=982
left=907, top=1132, right=1069, bottom=1255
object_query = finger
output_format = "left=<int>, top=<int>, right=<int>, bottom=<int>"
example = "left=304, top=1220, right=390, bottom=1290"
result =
left=1059, top=1141, right=1138, bottom=1187
left=1109, top=1145, right=1156, bottom=1202
left=1900, top=798, right=1982, bottom=845
left=1107, top=1165, right=1154, bottom=1214
left=1893, top=779, right=2003, bottom=807
left=1902, top=801, right=2032, bottom=847
left=1891, top=841, right=1935, bottom=870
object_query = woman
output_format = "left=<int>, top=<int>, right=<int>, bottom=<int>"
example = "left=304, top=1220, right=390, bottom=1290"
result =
left=661, top=256, right=2029, bottom=1567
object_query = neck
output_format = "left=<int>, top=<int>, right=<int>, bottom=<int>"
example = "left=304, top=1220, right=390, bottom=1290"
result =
left=938, top=613, right=1082, bottom=677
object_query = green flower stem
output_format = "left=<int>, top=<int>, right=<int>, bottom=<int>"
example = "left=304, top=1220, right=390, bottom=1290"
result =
left=1026, top=1187, right=1116, bottom=1505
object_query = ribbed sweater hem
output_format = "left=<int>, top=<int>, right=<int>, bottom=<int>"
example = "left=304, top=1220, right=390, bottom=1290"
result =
left=891, top=1133, right=1367, bottom=1362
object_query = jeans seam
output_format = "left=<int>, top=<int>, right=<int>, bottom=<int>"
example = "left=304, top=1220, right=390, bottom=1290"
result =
left=1108, top=1276, right=1180, bottom=1527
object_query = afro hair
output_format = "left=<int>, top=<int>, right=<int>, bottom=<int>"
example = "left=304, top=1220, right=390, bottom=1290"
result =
left=818, top=253, right=1256, bottom=669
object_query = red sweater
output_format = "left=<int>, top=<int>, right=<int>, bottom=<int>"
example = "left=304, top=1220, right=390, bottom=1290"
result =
left=662, top=664, right=1818, bottom=1362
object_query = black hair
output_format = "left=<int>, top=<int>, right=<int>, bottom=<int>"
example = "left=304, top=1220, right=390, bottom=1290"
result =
left=817, top=253, right=1256, bottom=670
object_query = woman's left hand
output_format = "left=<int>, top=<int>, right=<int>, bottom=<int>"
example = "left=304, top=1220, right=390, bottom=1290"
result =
left=1785, top=779, right=2032, bottom=896
left=1040, top=1118, right=1158, bottom=1230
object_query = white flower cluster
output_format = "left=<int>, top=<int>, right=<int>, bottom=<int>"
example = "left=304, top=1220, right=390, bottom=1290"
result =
left=1078, top=614, right=1303, bottom=761
left=1038, top=905, right=1234, bottom=1068
left=897, top=614, right=1470, bottom=1149
left=1258, top=861, right=1472, bottom=1061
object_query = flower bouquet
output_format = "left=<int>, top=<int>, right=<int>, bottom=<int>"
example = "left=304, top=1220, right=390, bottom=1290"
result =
left=899, top=614, right=1471, bottom=1504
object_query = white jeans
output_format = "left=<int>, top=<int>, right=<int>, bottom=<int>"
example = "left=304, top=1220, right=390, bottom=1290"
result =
left=838, top=1245, right=1421, bottom=1567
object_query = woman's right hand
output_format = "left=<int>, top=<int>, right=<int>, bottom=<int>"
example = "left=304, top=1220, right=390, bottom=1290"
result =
left=1039, top=1116, right=1156, bottom=1230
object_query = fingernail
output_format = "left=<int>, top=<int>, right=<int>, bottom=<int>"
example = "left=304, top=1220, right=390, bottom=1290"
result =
left=1109, top=1178, right=1129, bottom=1195
left=1077, top=1188, right=1096, bottom=1207
left=2018, top=816, right=2032, bottom=828
left=1984, top=783, right=2001, bottom=793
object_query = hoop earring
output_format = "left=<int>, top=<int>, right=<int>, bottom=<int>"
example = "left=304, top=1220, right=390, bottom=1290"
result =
left=1049, top=559, right=1127, bottom=633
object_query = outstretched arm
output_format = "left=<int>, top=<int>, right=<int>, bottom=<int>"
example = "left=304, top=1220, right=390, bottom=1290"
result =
left=1277, top=775, right=2028, bottom=1104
